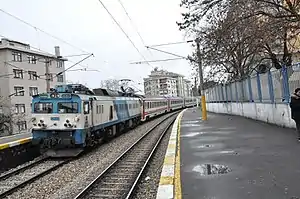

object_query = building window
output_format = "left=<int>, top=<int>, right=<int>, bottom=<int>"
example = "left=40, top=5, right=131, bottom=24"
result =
left=28, top=71, right=38, bottom=80
left=57, top=61, right=64, bottom=68
left=12, top=51, right=22, bottom=62
left=13, top=69, right=23, bottom=79
left=14, top=86, right=24, bottom=96
left=28, top=55, right=37, bottom=64
left=57, top=75, right=64, bottom=82
left=29, top=87, right=38, bottom=96
left=15, top=104, right=25, bottom=113
left=17, top=121, right=27, bottom=131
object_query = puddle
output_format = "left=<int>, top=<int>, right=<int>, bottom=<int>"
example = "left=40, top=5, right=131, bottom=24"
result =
left=181, top=124, right=202, bottom=127
left=181, top=132, right=205, bottom=137
left=198, top=144, right=213, bottom=148
left=182, top=120, right=200, bottom=124
left=192, top=164, right=232, bottom=176
left=220, top=150, right=238, bottom=155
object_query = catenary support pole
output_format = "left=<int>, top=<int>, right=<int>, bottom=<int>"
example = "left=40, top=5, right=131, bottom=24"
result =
left=196, top=39, right=207, bottom=120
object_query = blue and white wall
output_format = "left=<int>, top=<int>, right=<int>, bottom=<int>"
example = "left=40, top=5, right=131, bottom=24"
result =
left=204, top=64, right=300, bottom=129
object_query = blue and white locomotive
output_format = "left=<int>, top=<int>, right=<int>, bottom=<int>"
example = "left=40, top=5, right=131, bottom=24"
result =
left=31, top=84, right=142, bottom=157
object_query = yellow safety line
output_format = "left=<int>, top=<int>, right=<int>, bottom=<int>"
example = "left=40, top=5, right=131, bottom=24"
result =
left=175, top=112, right=183, bottom=199
left=0, top=144, right=9, bottom=150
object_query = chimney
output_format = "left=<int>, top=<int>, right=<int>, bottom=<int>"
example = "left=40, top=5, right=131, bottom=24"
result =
left=1, top=38, right=9, bottom=46
left=54, top=46, right=61, bottom=57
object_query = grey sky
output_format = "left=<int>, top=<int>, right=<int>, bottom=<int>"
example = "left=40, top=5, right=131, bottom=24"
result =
left=0, top=0, right=194, bottom=92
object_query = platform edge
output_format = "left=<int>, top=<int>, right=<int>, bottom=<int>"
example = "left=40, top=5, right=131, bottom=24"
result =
left=156, top=109, right=186, bottom=199
left=0, top=137, right=32, bottom=151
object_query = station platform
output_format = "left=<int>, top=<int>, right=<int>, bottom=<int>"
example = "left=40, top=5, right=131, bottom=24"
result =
left=157, top=107, right=300, bottom=199
left=0, top=133, right=32, bottom=150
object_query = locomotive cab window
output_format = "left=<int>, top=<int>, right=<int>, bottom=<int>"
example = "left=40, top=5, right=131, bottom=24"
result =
left=34, top=102, right=53, bottom=113
left=83, top=101, right=89, bottom=114
left=58, top=102, right=78, bottom=113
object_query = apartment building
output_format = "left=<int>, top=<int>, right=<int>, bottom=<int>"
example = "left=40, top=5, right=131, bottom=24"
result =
left=0, top=38, right=67, bottom=134
left=143, top=67, right=192, bottom=97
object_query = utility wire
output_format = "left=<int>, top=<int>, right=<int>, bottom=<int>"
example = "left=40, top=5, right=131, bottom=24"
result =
left=56, top=54, right=94, bottom=76
left=130, top=57, right=183, bottom=64
left=97, top=0, right=150, bottom=65
left=117, top=0, right=153, bottom=57
left=0, top=8, right=89, bottom=54
left=149, top=40, right=194, bottom=47
left=0, top=33, right=90, bottom=69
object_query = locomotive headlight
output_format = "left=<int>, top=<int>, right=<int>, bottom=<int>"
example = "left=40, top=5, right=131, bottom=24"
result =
left=74, top=116, right=80, bottom=122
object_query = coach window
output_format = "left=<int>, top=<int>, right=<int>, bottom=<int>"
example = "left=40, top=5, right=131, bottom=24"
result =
left=83, top=102, right=89, bottom=114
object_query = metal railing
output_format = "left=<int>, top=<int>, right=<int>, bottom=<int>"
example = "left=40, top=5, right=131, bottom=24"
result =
left=204, top=63, right=300, bottom=104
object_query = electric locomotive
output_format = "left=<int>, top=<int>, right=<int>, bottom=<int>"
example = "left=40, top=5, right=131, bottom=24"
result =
left=31, top=84, right=142, bottom=157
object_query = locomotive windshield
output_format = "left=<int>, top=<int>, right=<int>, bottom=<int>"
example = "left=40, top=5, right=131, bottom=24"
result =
left=58, top=102, right=78, bottom=113
left=34, top=103, right=53, bottom=113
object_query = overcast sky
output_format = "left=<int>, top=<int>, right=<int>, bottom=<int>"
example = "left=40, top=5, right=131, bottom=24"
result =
left=0, top=0, right=195, bottom=92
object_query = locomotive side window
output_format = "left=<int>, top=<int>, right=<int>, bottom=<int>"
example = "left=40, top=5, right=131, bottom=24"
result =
left=34, top=103, right=53, bottom=113
left=109, top=105, right=113, bottom=120
left=58, top=102, right=78, bottom=113
left=83, top=102, right=89, bottom=114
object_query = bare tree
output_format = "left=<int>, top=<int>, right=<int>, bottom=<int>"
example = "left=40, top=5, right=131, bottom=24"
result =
left=0, top=104, right=27, bottom=136
left=178, top=0, right=300, bottom=83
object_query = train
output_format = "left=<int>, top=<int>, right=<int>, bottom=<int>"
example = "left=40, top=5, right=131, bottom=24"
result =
left=31, top=84, right=197, bottom=157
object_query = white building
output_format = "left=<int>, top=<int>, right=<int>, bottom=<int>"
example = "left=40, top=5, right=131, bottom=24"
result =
left=0, top=38, right=67, bottom=135
left=143, top=67, right=192, bottom=97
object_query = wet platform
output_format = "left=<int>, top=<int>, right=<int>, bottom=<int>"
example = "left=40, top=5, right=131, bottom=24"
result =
left=0, top=133, right=32, bottom=150
left=180, top=108, right=300, bottom=199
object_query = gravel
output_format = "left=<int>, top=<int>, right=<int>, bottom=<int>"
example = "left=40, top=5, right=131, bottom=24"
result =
left=77, top=115, right=176, bottom=199
left=0, top=155, right=46, bottom=177
left=0, top=160, right=65, bottom=195
left=132, top=122, right=173, bottom=199
left=4, top=113, right=174, bottom=199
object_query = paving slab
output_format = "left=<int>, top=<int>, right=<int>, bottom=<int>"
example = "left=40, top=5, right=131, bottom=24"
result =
left=181, top=108, right=300, bottom=199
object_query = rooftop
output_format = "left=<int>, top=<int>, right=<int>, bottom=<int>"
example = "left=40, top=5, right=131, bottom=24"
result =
left=0, top=38, right=68, bottom=61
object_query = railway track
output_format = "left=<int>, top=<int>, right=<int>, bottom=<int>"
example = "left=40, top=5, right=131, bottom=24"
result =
left=0, top=157, right=71, bottom=198
left=73, top=111, right=179, bottom=199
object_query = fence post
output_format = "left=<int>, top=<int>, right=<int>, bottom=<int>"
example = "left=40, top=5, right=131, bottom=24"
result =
left=221, top=85, right=225, bottom=102
left=247, top=76, right=253, bottom=102
left=225, top=85, right=228, bottom=102
left=267, top=70, right=275, bottom=103
left=256, top=72, right=263, bottom=102
left=282, top=65, right=290, bottom=103
left=235, top=82, right=238, bottom=102
left=230, top=84, right=233, bottom=102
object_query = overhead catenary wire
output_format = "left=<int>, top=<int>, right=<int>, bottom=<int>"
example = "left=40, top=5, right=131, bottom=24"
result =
left=97, top=0, right=150, bottom=66
left=117, top=0, right=154, bottom=57
left=0, top=8, right=90, bottom=54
